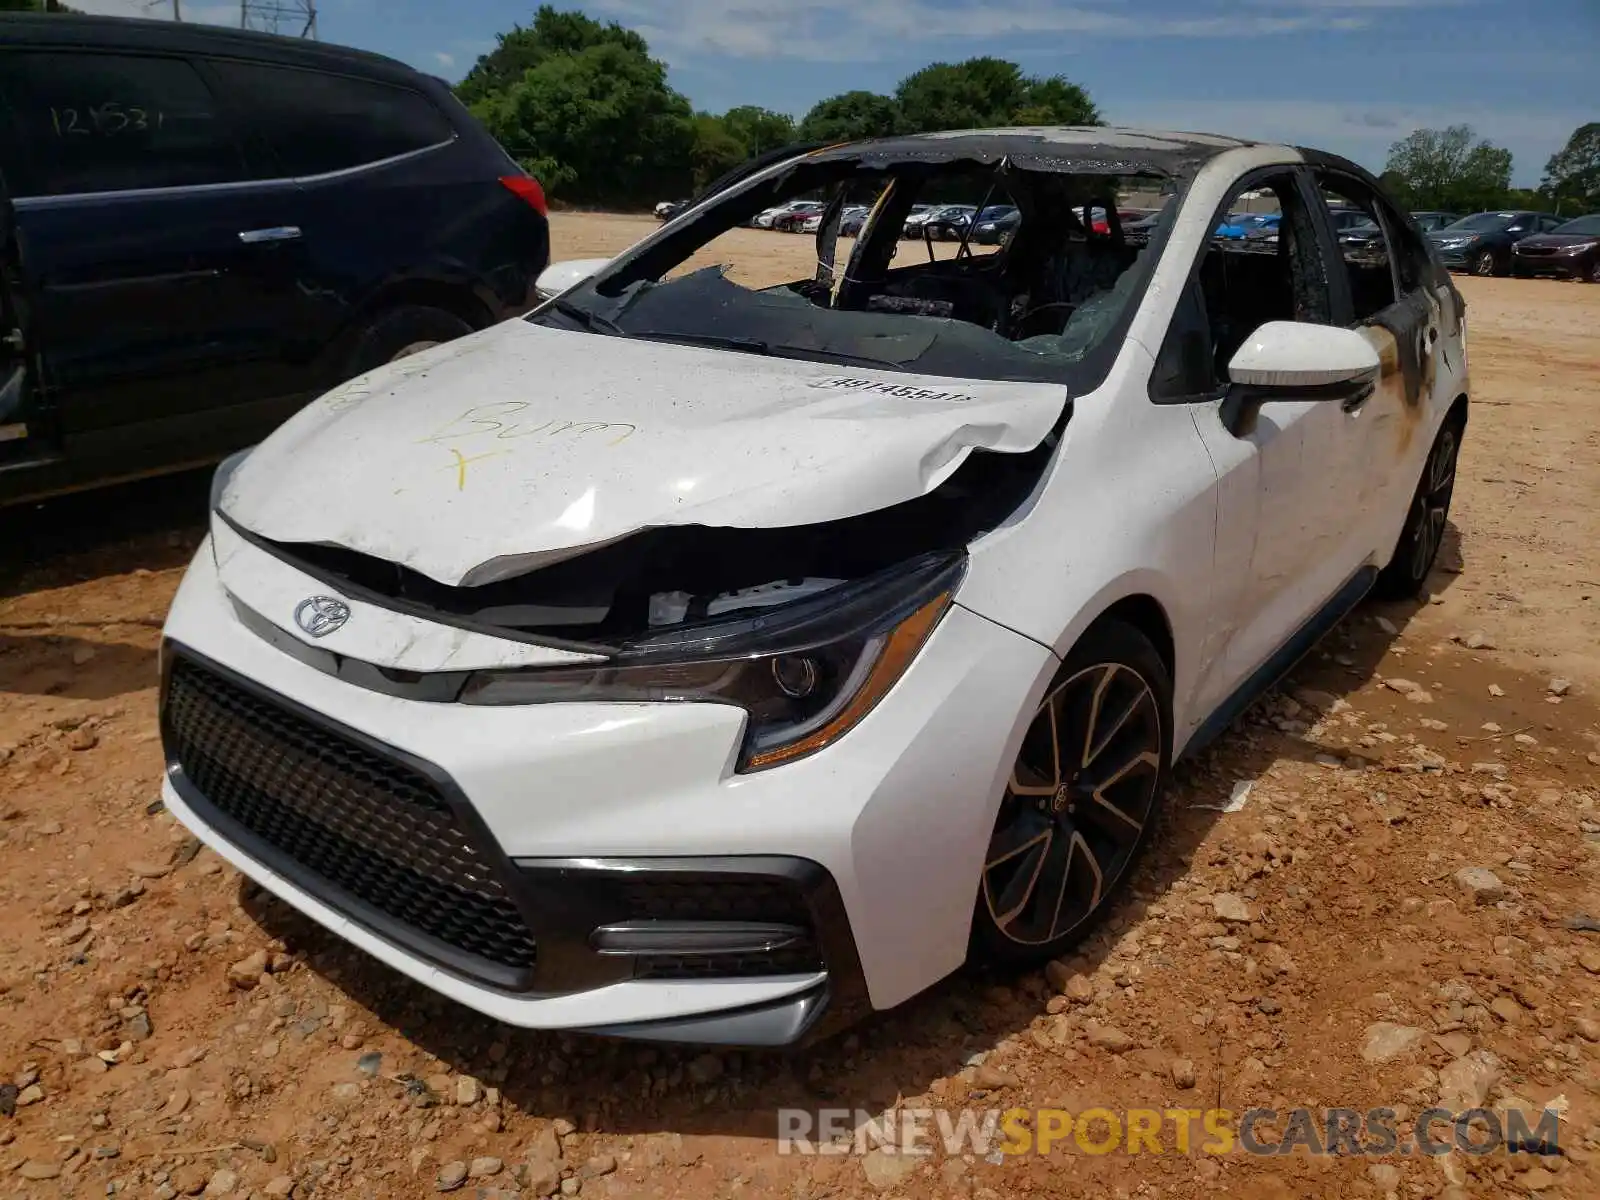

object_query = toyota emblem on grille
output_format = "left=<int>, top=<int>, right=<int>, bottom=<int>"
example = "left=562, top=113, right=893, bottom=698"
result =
left=294, top=595, right=351, bottom=638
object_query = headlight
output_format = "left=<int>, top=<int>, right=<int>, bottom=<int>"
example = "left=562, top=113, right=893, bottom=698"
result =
left=460, top=551, right=965, bottom=771
left=1439, top=236, right=1475, bottom=248
left=1556, top=241, right=1595, bottom=255
left=209, top=446, right=254, bottom=511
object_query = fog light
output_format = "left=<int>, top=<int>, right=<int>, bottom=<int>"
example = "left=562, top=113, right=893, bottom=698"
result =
left=771, top=655, right=819, bottom=698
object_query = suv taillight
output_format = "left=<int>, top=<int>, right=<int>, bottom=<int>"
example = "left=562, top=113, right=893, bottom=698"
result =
left=499, top=175, right=547, bottom=218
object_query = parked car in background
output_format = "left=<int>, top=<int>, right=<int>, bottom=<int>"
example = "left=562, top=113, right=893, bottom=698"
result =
left=1214, top=212, right=1271, bottom=239
left=1410, top=211, right=1460, bottom=233
left=753, top=200, right=813, bottom=229
left=772, top=200, right=826, bottom=232
left=1428, top=210, right=1563, bottom=276
left=1242, top=213, right=1282, bottom=241
left=971, top=207, right=1021, bottom=244
left=839, top=205, right=873, bottom=236
left=1340, top=210, right=1459, bottom=256
left=165, top=125, right=1467, bottom=1046
left=900, top=203, right=945, bottom=237
left=0, top=13, right=548, bottom=507
left=1511, top=213, right=1600, bottom=282
left=911, top=204, right=976, bottom=239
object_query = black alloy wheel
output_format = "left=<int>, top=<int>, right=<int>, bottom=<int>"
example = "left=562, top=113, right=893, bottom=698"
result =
left=974, top=620, right=1171, bottom=963
left=1375, top=417, right=1461, bottom=599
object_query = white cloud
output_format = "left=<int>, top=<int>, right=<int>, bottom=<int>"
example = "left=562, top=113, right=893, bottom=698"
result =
left=595, top=0, right=1382, bottom=63
left=433, top=51, right=455, bottom=69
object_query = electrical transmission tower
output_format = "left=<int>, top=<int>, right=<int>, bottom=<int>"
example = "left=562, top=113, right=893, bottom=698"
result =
left=239, top=0, right=319, bottom=38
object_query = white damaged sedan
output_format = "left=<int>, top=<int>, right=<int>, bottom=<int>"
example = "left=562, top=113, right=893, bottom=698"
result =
left=161, top=127, right=1468, bottom=1045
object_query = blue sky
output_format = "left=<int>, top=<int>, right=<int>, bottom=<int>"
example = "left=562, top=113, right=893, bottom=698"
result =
left=75, top=0, right=1598, bottom=187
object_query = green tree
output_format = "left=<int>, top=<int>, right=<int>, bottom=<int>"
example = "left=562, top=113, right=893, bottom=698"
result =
left=797, top=91, right=903, bottom=142
left=1540, top=122, right=1600, bottom=213
left=456, top=5, right=650, bottom=106
left=1383, top=125, right=1513, bottom=213
left=470, top=40, right=694, bottom=206
left=895, top=57, right=1027, bottom=132
left=689, top=114, right=747, bottom=191
left=720, top=105, right=796, bottom=156
left=893, top=58, right=1101, bottom=133
left=1011, top=77, right=1101, bottom=126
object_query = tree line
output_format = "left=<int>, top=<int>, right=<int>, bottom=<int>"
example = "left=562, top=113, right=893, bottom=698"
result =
left=1382, top=123, right=1599, bottom=217
left=457, top=6, right=1097, bottom=208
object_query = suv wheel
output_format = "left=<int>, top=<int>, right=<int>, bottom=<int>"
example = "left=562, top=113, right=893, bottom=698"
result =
left=1374, top=417, right=1462, bottom=599
left=345, top=305, right=474, bottom=379
left=1472, top=248, right=1499, bottom=276
left=1587, top=256, right=1600, bottom=284
left=972, top=620, right=1171, bottom=966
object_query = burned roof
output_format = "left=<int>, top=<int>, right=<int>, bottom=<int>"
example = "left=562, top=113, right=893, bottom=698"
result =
left=807, top=125, right=1263, bottom=180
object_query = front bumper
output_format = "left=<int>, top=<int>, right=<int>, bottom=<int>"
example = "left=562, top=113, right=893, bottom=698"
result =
left=1431, top=244, right=1481, bottom=269
left=1511, top=253, right=1589, bottom=278
left=159, top=535, right=1053, bottom=1043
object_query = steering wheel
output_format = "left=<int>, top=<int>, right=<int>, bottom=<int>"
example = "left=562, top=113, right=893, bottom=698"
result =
left=1013, top=300, right=1078, bottom=340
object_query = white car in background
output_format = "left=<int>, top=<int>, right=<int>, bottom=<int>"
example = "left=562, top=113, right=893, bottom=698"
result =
left=162, top=127, right=1467, bottom=1046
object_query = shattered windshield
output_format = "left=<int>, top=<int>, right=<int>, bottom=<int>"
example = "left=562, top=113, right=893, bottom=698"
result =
left=528, top=148, right=1174, bottom=385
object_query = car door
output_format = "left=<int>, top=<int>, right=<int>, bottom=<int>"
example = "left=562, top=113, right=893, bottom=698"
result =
left=1311, top=169, right=1456, bottom=555
left=0, top=48, right=309, bottom=480
left=1150, top=166, right=1371, bottom=712
left=0, top=164, right=43, bottom=478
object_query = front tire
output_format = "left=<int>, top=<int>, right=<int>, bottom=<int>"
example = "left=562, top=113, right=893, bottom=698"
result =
left=1586, top=255, right=1600, bottom=284
left=343, top=305, right=473, bottom=380
left=1374, top=417, right=1462, bottom=599
left=972, top=620, right=1172, bottom=967
left=1472, top=248, right=1499, bottom=277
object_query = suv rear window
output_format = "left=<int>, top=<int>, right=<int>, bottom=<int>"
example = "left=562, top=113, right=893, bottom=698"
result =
left=207, top=62, right=454, bottom=177
left=0, top=51, right=245, bottom=197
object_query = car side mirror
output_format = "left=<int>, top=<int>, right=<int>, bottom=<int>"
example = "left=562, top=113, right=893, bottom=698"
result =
left=534, top=258, right=611, bottom=301
left=1220, top=320, right=1380, bottom=437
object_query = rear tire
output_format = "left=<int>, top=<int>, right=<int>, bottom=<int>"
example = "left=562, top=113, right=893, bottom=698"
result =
left=343, top=305, right=474, bottom=380
left=971, top=619, right=1172, bottom=968
left=1374, top=417, right=1462, bottom=600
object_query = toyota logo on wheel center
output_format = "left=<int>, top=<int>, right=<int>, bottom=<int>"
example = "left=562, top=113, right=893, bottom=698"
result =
left=294, top=595, right=351, bottom=638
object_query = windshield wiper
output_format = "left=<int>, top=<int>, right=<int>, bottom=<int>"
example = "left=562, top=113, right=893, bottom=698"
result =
left=634, top=331, right=906, bottom=370
left=539, top=297, right=625, bottom=336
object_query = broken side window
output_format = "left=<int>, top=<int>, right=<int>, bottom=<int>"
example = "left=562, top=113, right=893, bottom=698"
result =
left=1317, top=173, right=1400, bottom=322
left=1151, top=170, right=1332, bottom=398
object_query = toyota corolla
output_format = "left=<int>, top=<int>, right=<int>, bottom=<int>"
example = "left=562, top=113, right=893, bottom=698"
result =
left=160, top=128, right=1468, bottom=1046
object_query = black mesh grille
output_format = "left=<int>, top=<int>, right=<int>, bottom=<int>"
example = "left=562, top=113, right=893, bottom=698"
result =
left=164, top=656, right=536, bottom=980
left=636, top=945, right=822, bottom=981
left=619, top=878, right=811, bottom=924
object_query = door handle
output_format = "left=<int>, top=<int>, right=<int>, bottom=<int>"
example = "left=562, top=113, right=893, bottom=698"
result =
left=238, top=226, right=302, bottom=245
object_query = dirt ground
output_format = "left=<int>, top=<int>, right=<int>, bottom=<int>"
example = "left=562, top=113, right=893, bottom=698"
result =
left=1, top=211, right=1598, bottom=1200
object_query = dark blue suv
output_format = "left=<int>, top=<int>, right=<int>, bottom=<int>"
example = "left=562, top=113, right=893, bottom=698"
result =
left=0, top=14, right=548, bottom=505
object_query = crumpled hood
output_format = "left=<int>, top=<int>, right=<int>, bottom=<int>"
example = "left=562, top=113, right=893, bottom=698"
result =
left=221, top=319, right=1067, bottom=586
